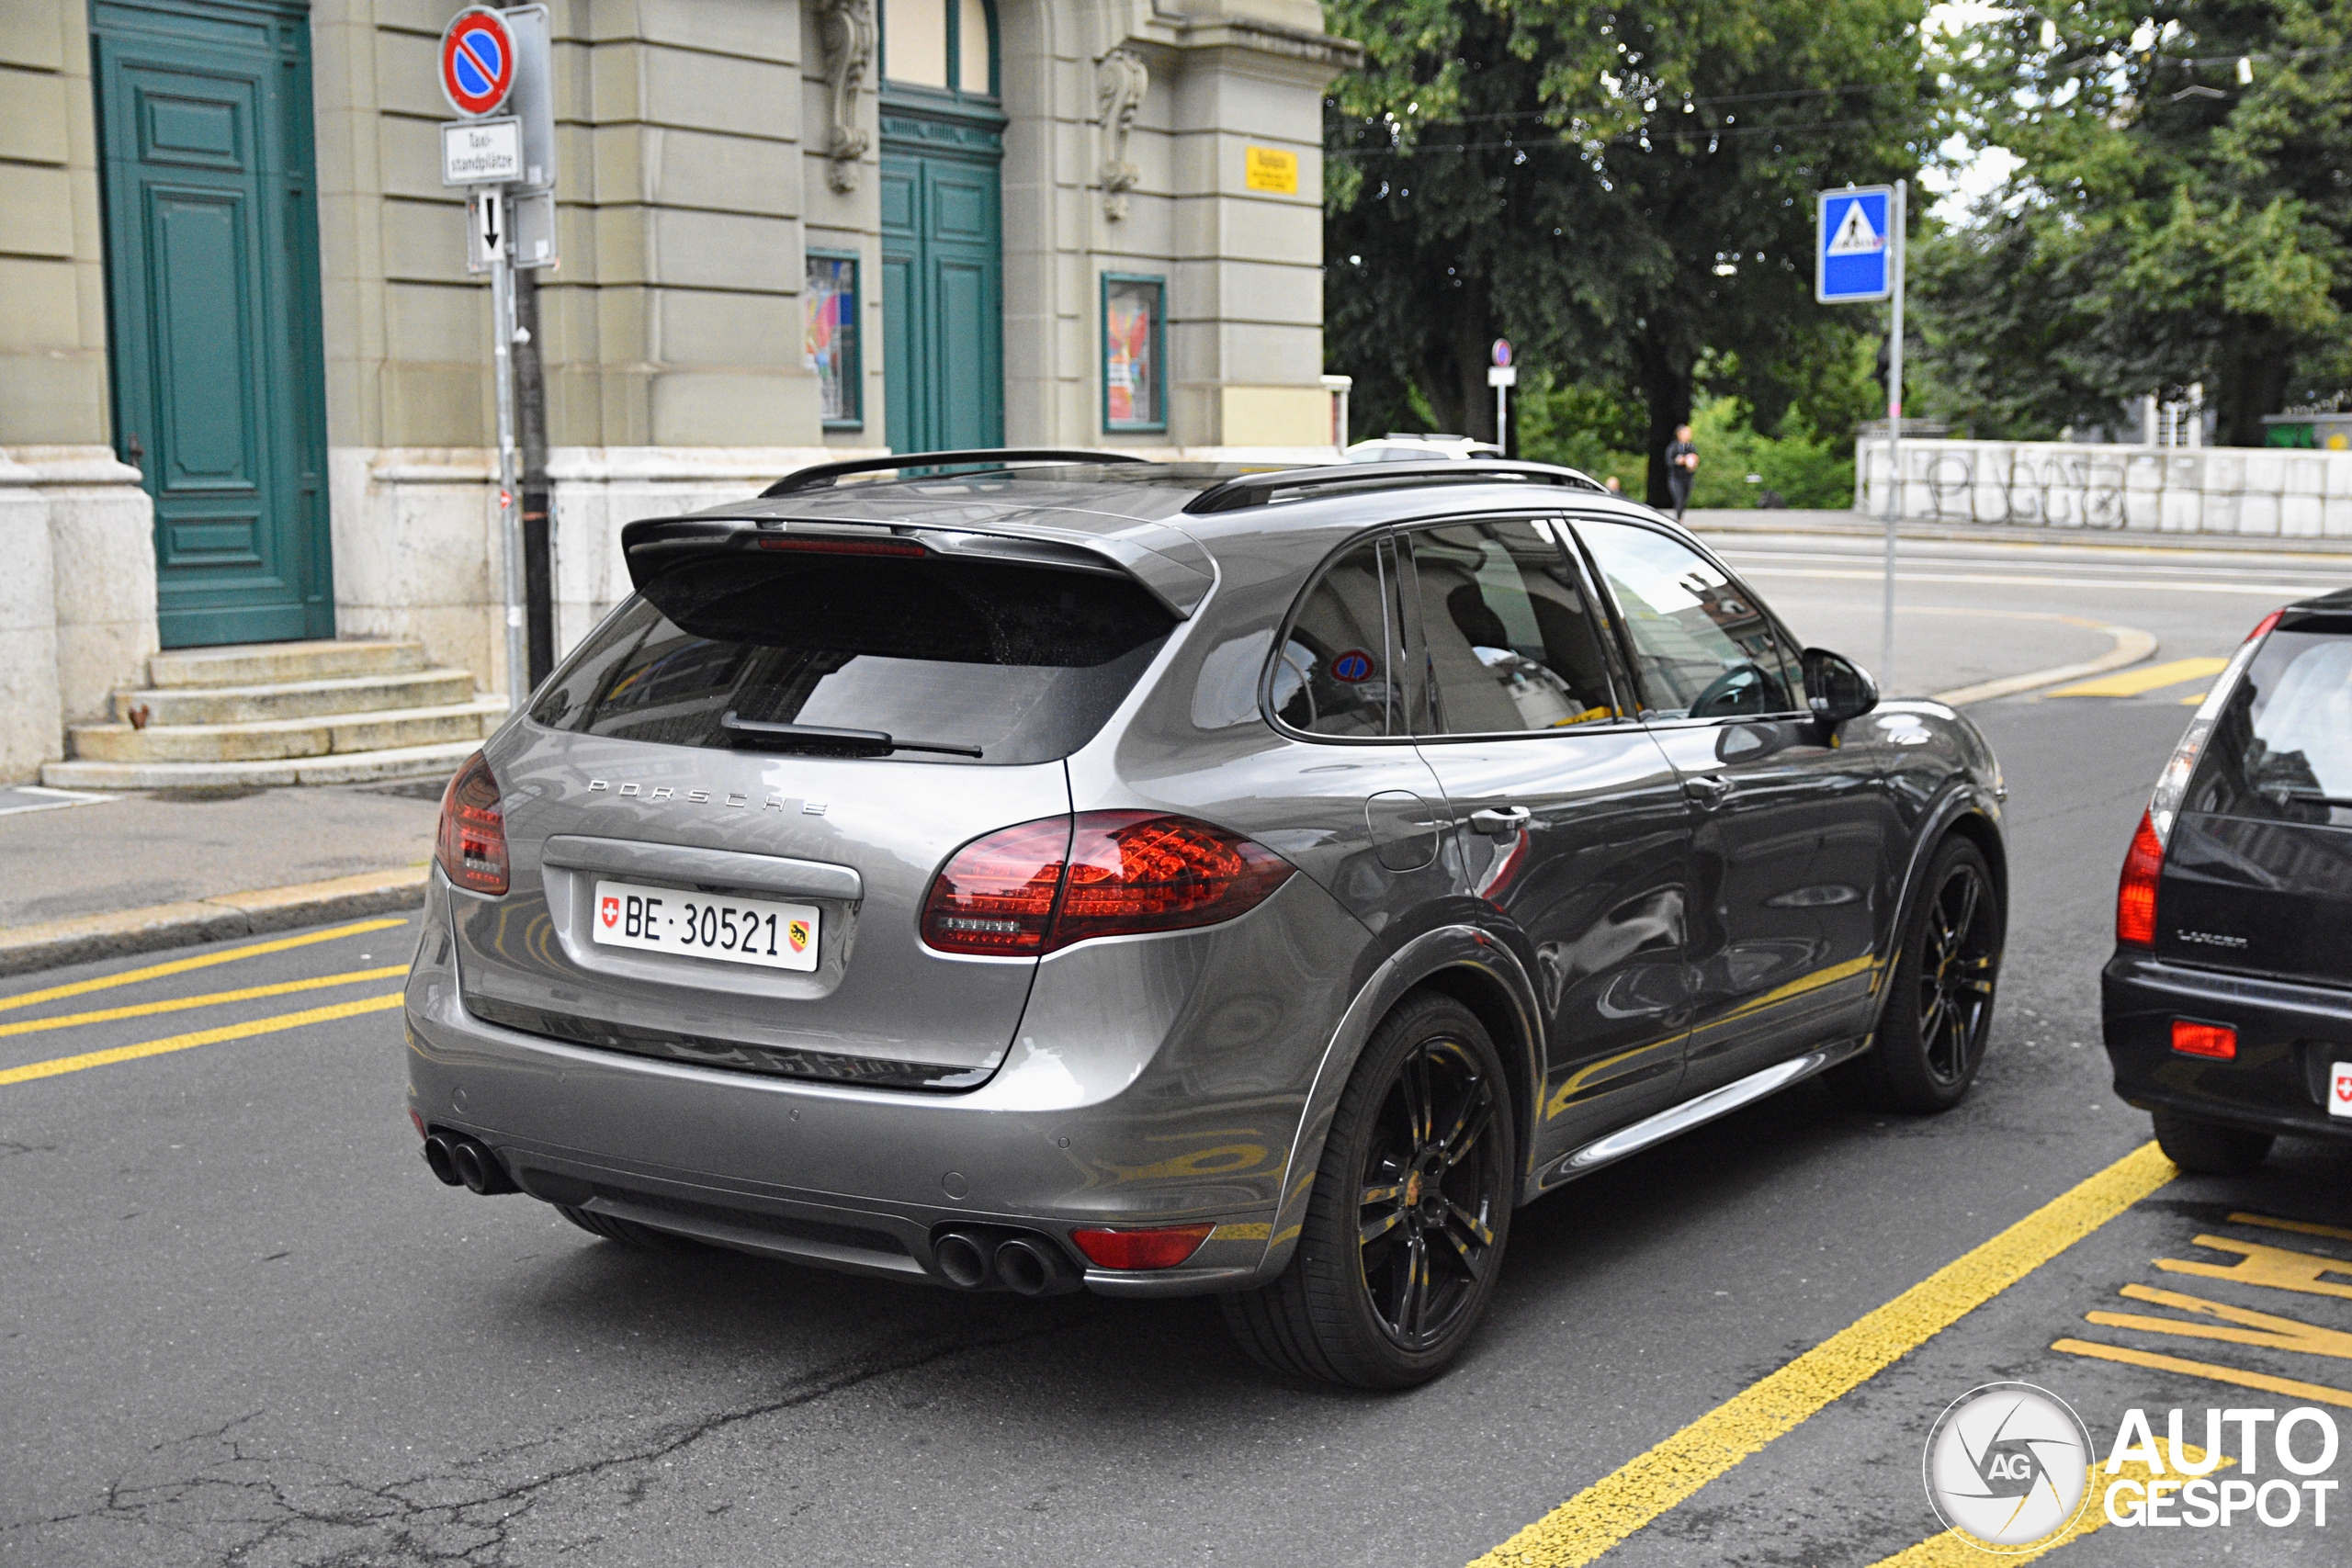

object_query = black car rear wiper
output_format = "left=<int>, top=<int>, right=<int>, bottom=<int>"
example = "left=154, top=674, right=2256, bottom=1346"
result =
left=719, top=712, right=983, bottom=759
left=2279, top=788, right=2352, bottom=807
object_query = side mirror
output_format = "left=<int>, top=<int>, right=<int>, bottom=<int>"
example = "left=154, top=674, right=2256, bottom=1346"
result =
left=1804, top=648, right=1880, bottom=727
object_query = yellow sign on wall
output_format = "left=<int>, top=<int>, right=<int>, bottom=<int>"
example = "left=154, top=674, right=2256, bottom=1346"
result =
left=1245, top=146, right=1299, bottom=193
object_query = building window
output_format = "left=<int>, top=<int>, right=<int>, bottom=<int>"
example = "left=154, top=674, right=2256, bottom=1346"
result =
left=881, top=0, right=995, bottom=97
left=1102, top=274, right=1165, bottom=434
left=806, top=252, right=861, bottom=428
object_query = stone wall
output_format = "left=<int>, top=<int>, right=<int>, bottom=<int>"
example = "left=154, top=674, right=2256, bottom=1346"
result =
left=1858, top=436, right=2352, bottom=537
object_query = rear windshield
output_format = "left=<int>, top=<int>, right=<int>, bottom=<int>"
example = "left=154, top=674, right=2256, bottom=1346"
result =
left=2186, top=629, right=2352, bottom=826
left=529, top=553, right=1175, bottom=765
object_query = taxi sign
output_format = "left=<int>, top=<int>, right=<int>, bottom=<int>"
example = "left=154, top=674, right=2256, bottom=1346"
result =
left=440, top=6, right=517, bottom=118
left=1817, top=186, right=1894, bottom=303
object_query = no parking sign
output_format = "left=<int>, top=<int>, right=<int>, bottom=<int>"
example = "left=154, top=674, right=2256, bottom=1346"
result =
left=439, top=6, right=516, bottom=118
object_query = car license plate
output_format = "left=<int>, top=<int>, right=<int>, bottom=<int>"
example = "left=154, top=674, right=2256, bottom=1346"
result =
left=2332, top=1062, right=2352, bottom=1120
left=591, top=879, right=820, bottom=972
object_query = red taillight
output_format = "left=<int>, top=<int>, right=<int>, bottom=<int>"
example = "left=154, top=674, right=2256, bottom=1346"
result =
left=754, top=536, right=927, bottom=558
left=1069, top=1223, right=1214, bottom=1270
left=435, top=750, right=509, bottom=896
left=2171, top=1020, right=2238, bottom=1060
left=2245, top=608, right=2285, bottom=643
left=922, top=812, right=1294, bottom=956
left=2116, top=810, right=2164, bottom=947
left=920, top=817, right=1071, bottom=954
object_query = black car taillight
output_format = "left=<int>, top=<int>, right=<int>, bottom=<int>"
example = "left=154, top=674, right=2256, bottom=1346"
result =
left=2116, top=810, right=2164, bottom=947
left=435, top=750, right=509, bottom=896
left=922, top=812, right=1294, bottom=956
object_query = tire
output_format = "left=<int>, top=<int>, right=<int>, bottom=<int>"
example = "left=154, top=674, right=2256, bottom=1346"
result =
left=556, top=1205, right=709, bottom=1252
left=2152, top=1109, right=2274, bottom=1176
left=1838, top=837, right=2004, bottom=1114
left=1220, top=992, right=1515, bottom=1389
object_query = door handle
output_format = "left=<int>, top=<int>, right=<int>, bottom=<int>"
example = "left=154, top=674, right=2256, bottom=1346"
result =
left=1468, top=806, right=1532, bottom=839
left=1682, top=774, right=1734, bottom=807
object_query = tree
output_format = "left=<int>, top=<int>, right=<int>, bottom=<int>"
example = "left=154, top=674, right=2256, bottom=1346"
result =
left=1924, top=1, right=2350, bottom=444
left=1323, top=0, right=1932, bottom=502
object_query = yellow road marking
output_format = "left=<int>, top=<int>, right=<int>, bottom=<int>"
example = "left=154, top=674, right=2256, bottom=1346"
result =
left=0, top=918, right=406, bottom=1016
left=0, top=965, right=409, bottom=1038
left=2085, top=1282, right=2352, bottom=1360
left=2178, top=691, right=2207, bottom=705
left=0, top=991, right=403, bottom=1088
left=2046, top=657, right=2229, bottom=698
left=1467, top=1143, right=2176, bottom=1568
left=1865, top=1448, right=2222, bottom=1567
left=2229, top=1211, right=2352, bottom=1245
left=2052, top=1337, right=2352, bottom=1407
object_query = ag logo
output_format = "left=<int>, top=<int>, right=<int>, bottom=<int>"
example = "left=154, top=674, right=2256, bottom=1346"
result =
left=1923, top=1382, right=2092, bottom=1551
left=600, top=896, right=619, bottom=929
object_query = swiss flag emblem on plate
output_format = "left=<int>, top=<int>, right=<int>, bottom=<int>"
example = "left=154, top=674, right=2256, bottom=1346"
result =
left=2331, top=1062, right=2352, bottom=1119
left=601, top=895, right=619, bottom=929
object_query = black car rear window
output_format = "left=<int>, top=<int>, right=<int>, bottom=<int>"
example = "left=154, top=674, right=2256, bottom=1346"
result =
left=2186, top=629, right=2352, bottom=825
left=529, top=554, right=1175, bottom=765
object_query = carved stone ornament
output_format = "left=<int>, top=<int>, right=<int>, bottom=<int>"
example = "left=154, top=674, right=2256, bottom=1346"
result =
left=1095, top=47, right=1149, bottom=220
left=820, top=0, right=876, bottom=194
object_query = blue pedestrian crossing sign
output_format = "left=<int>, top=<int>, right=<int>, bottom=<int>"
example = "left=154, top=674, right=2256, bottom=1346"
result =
left=1817, top=186, right=1894, bottom=304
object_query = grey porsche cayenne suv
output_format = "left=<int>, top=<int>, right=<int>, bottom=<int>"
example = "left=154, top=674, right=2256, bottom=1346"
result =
left=404, top=452, right=2009, bottom=1387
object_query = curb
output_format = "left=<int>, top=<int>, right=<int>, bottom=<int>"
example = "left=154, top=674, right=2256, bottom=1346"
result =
left=1689, top=511, right=2352, bottom=555
left=1930, top=617, right=2160, bottom=707
left=0, top=865, right=428, bottom=977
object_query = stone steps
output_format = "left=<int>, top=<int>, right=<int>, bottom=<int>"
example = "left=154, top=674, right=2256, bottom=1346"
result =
left=40, top=637, right=506, bottom=790
left=115, top=668, right=480, bottom=727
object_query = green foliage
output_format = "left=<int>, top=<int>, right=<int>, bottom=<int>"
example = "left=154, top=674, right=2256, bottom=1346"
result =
left=1921, top=0, right=2352, bottom=442
left=1323, top=0, right=1932, bottom=502
left=1684, top=396, right=1857, bottom=508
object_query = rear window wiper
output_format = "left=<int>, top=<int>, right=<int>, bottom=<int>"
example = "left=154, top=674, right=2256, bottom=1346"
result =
left=719, top=711, right=983, bottom=759
left=2278, top=788, right=2352, bottom=807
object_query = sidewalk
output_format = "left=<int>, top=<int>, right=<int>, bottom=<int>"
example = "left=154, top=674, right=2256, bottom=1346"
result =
left=0, top=779, right=444, bottom=976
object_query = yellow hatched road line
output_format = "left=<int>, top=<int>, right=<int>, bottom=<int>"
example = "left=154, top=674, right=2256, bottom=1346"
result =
left=0, top=918, right=407, bottom=1016
left=1468, top=1143, right=2177, bottom=1568
left=0, top=965, right=408, bottom=1038
left=0, top=991, right=404, bottom=1088
left=2046, top=657, right=2229, bottom=698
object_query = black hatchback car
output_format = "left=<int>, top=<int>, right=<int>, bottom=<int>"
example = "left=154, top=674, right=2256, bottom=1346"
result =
left=2105, top=588, right=2352, bottom=1172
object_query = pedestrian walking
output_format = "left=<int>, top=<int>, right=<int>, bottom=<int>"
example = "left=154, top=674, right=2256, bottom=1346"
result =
left=1664, top=424, right=1698, bottom=521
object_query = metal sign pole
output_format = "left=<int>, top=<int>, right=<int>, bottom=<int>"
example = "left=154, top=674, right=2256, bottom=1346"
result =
left=1880, top=178, right=1905, bottom=686
left=488, top=188, right=526, bottom=712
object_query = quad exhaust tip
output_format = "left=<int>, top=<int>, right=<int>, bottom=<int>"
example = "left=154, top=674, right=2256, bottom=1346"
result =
left=930, top=1227, right=1081, bottom=1295
left=422, top=1130, right=515, bottom=1195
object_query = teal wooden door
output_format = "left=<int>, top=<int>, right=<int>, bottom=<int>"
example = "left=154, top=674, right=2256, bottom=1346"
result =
left=880, top=104, right=1003, bottom=453
left=92, top=0, right=333, bottom=648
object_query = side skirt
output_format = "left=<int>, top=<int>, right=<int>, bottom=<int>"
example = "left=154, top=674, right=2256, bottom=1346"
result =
left=1535, top=1035, right=1876, bottom=1192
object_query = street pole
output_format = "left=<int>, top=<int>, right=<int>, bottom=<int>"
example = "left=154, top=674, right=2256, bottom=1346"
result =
left=488, top=187, right=527, bottom=713
left=1495, top=380, right=1508, bottom=455
left=1880, top=177, right=1905, bottom=686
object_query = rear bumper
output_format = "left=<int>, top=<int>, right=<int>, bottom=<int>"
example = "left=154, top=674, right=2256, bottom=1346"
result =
left=2101, top=951, right=2352, bottom=1141
left=403, top=867, right=1370, bottom=1296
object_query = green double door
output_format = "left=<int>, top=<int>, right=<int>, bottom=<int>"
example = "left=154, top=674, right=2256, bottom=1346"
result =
left=92, top=0, right=333, bottom=648
left=880, top=102, right=1004, bottom=453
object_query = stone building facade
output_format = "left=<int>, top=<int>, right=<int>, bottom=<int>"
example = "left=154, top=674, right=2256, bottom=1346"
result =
left=0, top=0, right=1357, bottom=781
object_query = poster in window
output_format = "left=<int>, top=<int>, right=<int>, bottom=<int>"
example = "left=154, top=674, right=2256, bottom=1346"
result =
left=805, top=255, right=859, bottom=425
left=1102, top=276, right=1163, bottom=431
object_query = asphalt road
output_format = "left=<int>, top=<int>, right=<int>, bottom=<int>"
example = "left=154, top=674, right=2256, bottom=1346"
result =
left=6, top=535, right=2352, bottom=1567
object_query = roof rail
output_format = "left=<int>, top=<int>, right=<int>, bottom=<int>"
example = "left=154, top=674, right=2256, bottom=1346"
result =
left=761, top=448, right=1154, bottom=498
left=1182, top=459, right=1607, bottom=515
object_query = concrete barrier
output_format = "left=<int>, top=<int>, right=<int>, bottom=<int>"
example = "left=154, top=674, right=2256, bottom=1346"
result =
left=1856, top=436, right=2352, bottom=538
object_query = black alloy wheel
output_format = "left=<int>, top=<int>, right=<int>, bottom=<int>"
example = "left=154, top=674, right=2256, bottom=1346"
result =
left=1220, top=992, right=1515, bottom=1388
left=1356, top=1038, right=1503, bottom=1350
left=1837, top=837, right=2004, bottom=1113
left=1917, top=856, right=1999, bottom=1088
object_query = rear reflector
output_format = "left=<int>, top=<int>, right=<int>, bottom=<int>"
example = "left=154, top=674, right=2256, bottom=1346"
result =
left=2245, top=608, right=2285, bottom=643
left=435, top=750, right=509, bottom=896
left=922, top=812, right=1294, bottom=955
left=2171, top=1020, right=2238, bottom=1060
left=2116, top=809, right=2164, bottom=948
left=1069, top=1224, right=1214, bottom=1270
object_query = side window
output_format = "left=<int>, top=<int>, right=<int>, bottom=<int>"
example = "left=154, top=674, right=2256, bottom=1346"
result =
left=1272, top=536, right=1403, bottom=738
left=1408, top=519, right=1621, bottom=736
left=1576, top=519, right=1796, bottom=720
